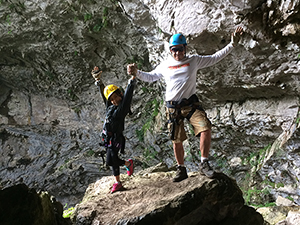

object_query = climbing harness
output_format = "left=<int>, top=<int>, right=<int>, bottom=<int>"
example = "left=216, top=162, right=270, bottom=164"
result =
left=100, top=106, right=126, bottom=153
left=166, top=94, right=204, bottom=140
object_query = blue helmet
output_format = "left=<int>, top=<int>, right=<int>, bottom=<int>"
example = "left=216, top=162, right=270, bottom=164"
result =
left=169, top=33, right=187, bottom=47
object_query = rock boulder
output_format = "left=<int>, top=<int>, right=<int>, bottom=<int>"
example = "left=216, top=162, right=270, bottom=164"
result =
left=0, top=183, right=71, bottom=225
left=72, top=163, right=264, bottom=225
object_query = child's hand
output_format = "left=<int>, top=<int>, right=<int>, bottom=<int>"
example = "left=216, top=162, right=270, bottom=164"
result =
left=91, top=66, right=102, bottom=80
left=127, top=63, right=137, bottom=76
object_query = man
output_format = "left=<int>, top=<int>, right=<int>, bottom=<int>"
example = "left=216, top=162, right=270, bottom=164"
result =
left=127, top=27, right=243, bottom=182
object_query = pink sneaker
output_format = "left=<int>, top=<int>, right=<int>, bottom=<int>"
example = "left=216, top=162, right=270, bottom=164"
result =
left=111, top=182, right=123, bottom=193
left=126, top=159, right=134, bottom=176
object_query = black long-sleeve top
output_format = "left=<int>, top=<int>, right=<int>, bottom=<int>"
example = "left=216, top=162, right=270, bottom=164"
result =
left=104, top=78, right=136, bottom=135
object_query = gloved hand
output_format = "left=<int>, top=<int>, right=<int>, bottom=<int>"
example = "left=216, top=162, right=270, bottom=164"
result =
left=127, top=63, right=137, bottom=77
left=91, top=66, right=102, bottom=81
left=230, top=26, right=243, bottom=47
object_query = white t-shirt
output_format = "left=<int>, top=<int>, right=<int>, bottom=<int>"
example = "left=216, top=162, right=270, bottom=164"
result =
left=137, top=43, right=234, bottom=101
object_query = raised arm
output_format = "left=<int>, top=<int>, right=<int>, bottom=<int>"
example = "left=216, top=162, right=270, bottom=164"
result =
left=127, top=63, right=162, bottom=83
left=91, top=66, right=107, bottom=105
left=197, top=26, right=244, bottom=68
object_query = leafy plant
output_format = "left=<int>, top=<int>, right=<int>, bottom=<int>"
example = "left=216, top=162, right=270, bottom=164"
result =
left=73, top=107, right=81, bottom=114
left=188, top=124, right=195, bottom=136
left=126, top=55, right=145, bottom=69
left=93, top=22, right=102, bottom=32
left=102, top=7, right=108, bottom=28
left=244, top=144, right=271, bottom=169
left=45, top=70, right=55, bottom=81
left=84, top=13, right=92, bottom=22
left=86, top=149, right=95, bottom=157
left=67, top=88, right=78, bottom=101
left=6, top=14, right=10, bottom=24
left=255, top=202, right=276, bottom=208
left=63, top=206, right=75, bottom=218
left=276, top=182, right=284, bottom=188
left=243, top=186, right=273, bottom=206
left=143, top=146, right=157, bottom=162
left=135, top=98, right=161, bottom=142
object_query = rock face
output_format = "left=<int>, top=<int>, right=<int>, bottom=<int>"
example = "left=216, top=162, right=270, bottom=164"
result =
left=0, top=0, right=300, bottom=212
left=72, top=163, right=264, bottom=225
left=0, top=183, right=71, bottom=225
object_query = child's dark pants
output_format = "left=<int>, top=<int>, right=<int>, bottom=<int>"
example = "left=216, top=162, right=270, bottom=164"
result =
left=106, top=146, right=125, bottom=176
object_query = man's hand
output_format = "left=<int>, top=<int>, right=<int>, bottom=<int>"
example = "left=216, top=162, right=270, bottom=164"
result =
left=127, top=63, right=137, bottom=77
left=91, top=66, right=102, bottom=81
left=231, top=26, right=244, bottom=47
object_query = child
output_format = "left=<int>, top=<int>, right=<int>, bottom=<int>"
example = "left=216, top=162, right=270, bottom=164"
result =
left=92, top=66, right=136, bottom=193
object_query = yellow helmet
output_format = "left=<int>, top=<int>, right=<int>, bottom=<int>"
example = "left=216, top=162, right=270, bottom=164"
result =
left=104, top=84, right=120, bottom=100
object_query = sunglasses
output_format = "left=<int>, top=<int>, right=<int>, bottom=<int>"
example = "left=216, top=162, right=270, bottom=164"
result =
left=170, top=46, right=185, bottom=52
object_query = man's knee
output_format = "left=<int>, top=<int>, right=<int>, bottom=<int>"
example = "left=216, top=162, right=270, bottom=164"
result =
left=173, top=141, right=183, bottom=147
left=196, top=128, right=211, bottom=137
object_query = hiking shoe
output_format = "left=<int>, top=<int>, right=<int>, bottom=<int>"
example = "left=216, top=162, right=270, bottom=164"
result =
left=125, top=159, right=134, bottom=176
left=173, top=166, right=188, bottom=182
left=111, top=182, right=123, bottom=193
left=199, top=160, right=215, bottom=178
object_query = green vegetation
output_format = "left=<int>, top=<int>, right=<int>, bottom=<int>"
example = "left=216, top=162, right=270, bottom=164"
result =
left=63, top=204, right=75, bottom=218
left=296, top=109, right=300, bottom=124
left=157, top=27, right=162, bottom=34
left=82, top=7, right=110, bottom=32
left=188, top=124, right=195, bottom=136
left=6, top=14, right=10, bottom=24
left=255, top=202, right=277, bottom=208
left=91, top=7, right=109, bottom=32
left=143, top=146, right=158, bottom=164
left=242, top=186, right=274, bottom=207
left=9, top=2, right=25, bottom=10
left=287, top=196, right=294, bottom=202
left=102, top=7, right=108, bottom=28
left=238, top=144, right=283, bottom=207
left=67, top=88, right=78, bottom=101
left=73, top=107, right=81, bottom=115
left=185, top=143, right=203, bottom=163
left=85, top=149, right=95, bottom=157
left=276, top=182, right=284, bottom=188
left=136, top=98, right=161, bottom=142
left=84, top=13, right=92, bottom=22
left=216, top=156, right=228, bottom=169
left=110, top=0, right=119, bottom=4
left=59, top=159, right=70, bottom=171
left=92, top=20, right=102, bottom=32
left=45, top=70, right=55, bottom=81
left=242, top=144, right=271, bottom=169
left=127, top=55, right=145, bottom=69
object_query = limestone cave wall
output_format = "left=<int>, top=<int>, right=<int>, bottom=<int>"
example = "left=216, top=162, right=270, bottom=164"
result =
left=0, top=0, right=300, bottom=207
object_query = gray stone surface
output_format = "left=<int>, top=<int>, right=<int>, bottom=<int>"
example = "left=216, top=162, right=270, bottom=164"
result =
left=0, top=0, right=300, bottom=214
